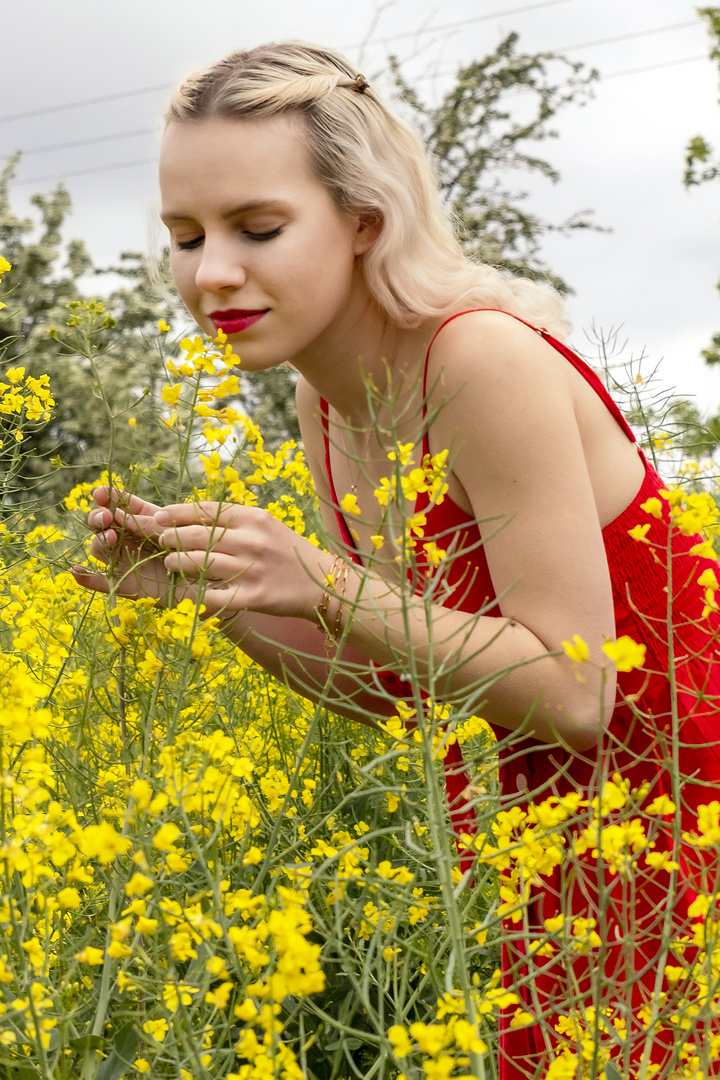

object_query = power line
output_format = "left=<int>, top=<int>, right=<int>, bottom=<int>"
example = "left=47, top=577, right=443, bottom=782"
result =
left=602, top=52, right=707, bottom=81
left=20, top=128, right=155, bottom=158
left=11, top=48, right=708, bottom=189
left=0, top=13, right=706, bottom=129
left=553, top=19, right=699, bottom=54
left=12, top=159, right=156, bottom=187
left=344, top=0, right=574, bottom=48
left=0, top=84, right=171, bottom=125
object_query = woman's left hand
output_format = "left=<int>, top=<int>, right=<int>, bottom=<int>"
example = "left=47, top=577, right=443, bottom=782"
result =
left=154, top=502, right=331, bottom=621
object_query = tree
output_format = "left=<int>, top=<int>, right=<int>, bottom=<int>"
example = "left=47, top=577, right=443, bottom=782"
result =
left=684, top=7, right=720, bottom=368
left=389, top=32, right=600, bottom=293
left=0, top=158, right=182, bottom=513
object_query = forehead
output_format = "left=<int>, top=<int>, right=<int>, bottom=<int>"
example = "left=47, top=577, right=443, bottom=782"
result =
left=159, top=113, right=319, bottom=211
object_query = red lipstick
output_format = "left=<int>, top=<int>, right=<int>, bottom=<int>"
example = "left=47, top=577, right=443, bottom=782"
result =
left=209, top=309, right=267, bottom=334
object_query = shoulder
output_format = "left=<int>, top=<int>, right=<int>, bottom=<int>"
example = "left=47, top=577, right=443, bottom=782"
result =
left=427, top=309, right=564, bottom=383
left=425, top=310, right=575, bottom=442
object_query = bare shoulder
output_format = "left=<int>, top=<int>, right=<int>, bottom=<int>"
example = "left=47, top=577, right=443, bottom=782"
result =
left=425, top=310, right=574, bottom=441
left=427, top=309, right=565, bottom=387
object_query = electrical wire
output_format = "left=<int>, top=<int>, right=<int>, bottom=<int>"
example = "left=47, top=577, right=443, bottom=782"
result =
left=0, top=11, right=707, bottom=127
left=12, top=45, right=708, bottom=189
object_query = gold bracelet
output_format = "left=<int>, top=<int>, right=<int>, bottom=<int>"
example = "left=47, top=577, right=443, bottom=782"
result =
left=332, top=559, right=350, bottom=643
left=317, top=554, right=344, bottom=642
left=317, top=554, right=349, bottom=651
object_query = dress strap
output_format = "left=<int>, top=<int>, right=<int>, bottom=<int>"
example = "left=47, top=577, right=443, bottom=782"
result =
left=421, top=309, right=638, bottom=455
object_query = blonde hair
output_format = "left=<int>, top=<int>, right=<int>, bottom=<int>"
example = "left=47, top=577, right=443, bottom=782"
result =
left=165, top=41, right=569, bottom=338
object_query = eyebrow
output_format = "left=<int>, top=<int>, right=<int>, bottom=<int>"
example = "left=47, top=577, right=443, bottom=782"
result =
left=161, top=199, right=291, bottom=224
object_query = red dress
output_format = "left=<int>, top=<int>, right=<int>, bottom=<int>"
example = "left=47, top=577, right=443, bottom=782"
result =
left=320, top=310, right=720, bottom=1078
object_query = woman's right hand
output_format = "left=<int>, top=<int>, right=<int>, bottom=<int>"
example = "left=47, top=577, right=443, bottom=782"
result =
left=71, top=487, right=187, bottom=603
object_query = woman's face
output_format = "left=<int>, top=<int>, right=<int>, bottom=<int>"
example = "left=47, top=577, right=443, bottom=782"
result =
left=159, top=114, right=376, bottom=370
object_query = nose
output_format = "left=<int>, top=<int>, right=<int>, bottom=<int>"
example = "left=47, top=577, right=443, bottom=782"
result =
left=194, top=234, right=247, bottom=295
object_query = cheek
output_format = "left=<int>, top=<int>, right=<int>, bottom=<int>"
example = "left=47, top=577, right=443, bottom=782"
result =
left=170, top=257, right=197, bottom=304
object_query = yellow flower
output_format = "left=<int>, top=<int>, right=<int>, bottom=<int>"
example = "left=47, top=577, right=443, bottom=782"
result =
left=422, top=540, right=446, bottom=565
left=242, top=845, right=264, bottom=866
left=690, top=538, right=717, bottom=560
left=75, top=947, right=104, bottom=965
left=562, top=634, right=589, bottom=663
left=387, top=442, right=414, bottom=465
left=157, top=319, right=170, bottom=333
left=646, top=795, right=676, bottom=816
left=602, top=635, right=646, bottom=671
left=205, top=981, right=233, bottom=1009
left=0, top=256, right=11, bottom=274
left=153, top=823, right=181, bottom=852
left=340, top=492, right=361, bottom=516
left=698, top=567, right=719, bottom=591
left=628, top=523, right=651, bottom=542
left=126, top=872, right=154, bottom=896
left=77, top=822, right=132, bottom=863
left=388, top=1025, right=413, bottom=1058
left=161, top=383, right=183, bottom=406
left=134, top=1060, right=151, bottom=1074
left=640, top=496, right=663, bottom=518
left=57, top=887, right=81, bottom=909
left=135, top=916, right=158, bottom=935
left=143, top=1017, right=169, bottom=1043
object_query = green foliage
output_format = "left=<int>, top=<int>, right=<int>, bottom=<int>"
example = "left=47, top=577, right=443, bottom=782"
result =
left=389, top=33, right=600, bottom=293
left=684, top=7, right=720, bottom=381
left=0, top=160, right=181, bottom=513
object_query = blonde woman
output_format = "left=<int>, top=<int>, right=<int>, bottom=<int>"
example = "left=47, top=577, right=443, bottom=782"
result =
left=74, top=42, right=720, bottom=1077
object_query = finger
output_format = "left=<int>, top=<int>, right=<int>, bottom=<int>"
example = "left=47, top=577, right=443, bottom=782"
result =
left=89, top=506, right=164, bottom=546
left=155, top=502, right=235, bottom=529
left=93, top=487, right=162, bottom=517
left=71, top=565, right=110, bottom=595
left=162, top=550, right=247, bottom=582
left=158, top=523, right=233, bottom=552
left=88, top=531, right=115, bottom=561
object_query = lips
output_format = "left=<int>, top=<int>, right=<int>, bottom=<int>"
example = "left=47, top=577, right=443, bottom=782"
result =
left=209, top=309, right=268, bottom=334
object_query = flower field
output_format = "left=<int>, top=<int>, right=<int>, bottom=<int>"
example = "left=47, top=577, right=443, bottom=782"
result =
left=2, top=257, right=720, bottom=1079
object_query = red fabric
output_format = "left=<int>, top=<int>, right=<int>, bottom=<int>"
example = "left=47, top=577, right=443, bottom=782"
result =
left=320, top=310, right=720, bottom=1076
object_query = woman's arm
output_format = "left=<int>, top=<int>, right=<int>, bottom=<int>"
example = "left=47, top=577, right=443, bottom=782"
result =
left=76, top=314, right=619, bottom=750
left=291, top=314, right=618, bottom=751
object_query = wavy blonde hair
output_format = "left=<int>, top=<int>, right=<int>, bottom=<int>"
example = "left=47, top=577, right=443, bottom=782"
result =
left=165, top=41, right=569, bottom=338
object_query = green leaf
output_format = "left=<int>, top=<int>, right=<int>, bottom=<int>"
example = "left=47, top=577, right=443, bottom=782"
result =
left=604, top=1063, right=624, bottom=1080
left=96, top=1022, right=141, bottom=1080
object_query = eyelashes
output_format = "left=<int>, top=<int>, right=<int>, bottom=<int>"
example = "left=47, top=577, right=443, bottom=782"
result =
left=174, top=227, right=283, bottom=251
left=175, top=237, right=203, bottom=251
left=247, top=227, right=283, bottom=243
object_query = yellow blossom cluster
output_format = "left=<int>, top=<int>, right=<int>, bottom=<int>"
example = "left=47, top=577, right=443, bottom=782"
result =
left=4, top=289, right=720, bottom=1077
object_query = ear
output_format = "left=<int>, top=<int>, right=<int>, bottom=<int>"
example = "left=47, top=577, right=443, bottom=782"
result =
left=353, top=211, right=383, bottom=256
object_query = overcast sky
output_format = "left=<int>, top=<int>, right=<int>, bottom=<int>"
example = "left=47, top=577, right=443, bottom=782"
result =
left=3, top=0, right=719, bottom=413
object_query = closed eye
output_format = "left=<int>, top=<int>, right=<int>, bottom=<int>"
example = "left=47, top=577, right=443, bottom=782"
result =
left=174, top=236, right=203, bottom=251
left=173, top=227, right=282, bottom=251
left=245, top=227, right=282, bottom=242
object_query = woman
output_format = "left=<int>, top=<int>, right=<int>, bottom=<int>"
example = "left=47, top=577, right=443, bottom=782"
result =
left=73, top=41, right=720, bottom=1078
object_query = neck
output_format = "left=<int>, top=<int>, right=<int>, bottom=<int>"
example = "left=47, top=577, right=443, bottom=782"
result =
left=291, top=288, right=434, bottom=427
